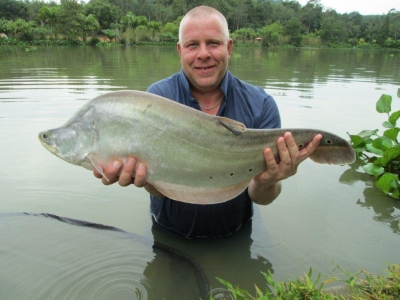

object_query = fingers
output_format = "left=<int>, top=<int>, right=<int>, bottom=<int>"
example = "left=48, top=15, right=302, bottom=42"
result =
left=93, top=157, right=148, bottom=188
left=118, top=157, right=136, bottom=186
left=260, top=147, right=280, bottom=183
left=116, top=157, right=147, bottom=187
left=133, top=163, right=147, bottom=187
left=102, top=160, right=123, bottom=185
left=299, top=134, right=322, bottom=159
left=256, top=132, right=322, bottom=186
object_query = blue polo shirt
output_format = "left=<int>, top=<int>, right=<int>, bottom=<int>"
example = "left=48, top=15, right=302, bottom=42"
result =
left=146, top=70, right=281, bottom=238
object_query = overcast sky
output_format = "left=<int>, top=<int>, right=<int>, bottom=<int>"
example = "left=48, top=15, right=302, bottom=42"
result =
left=296, top=0, right=399, bottom=15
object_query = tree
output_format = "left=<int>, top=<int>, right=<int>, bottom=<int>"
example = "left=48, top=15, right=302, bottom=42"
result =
left=5, top=18, right=34, bottom=40
left=102, top=29, right=117, bottom=42
left=82, top=14, right=100, bottom=43
left=261, top=21, right=283, bottom=46
left=56, top=0, right=85, bottom=40
left=0, top=0, right=28, bottom=20
left=346, top=12, right=363, bottom=39
left=300, top=0, right=323, bottom=33
left=148, top=20, right=162, bottom=39
left=37, top=6, right=59, bottom=28
left=284, top=16, right=305, bottom=46
left=162, top=22, right=178, bottom=41
left=320, top=10, right=348, bottom=44
left=85, top=0, right=121, bottom=30
left=388, top=9, right=400, bottom=41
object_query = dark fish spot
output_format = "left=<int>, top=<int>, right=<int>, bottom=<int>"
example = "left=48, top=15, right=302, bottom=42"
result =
left=209, top=176, right=213, bottom=179
left=248, top=168, right=253, bottom=172
left=230, top=173, right=234, bottom=176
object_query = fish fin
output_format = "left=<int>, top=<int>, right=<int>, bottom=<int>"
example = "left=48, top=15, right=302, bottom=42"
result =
left=218, top=117, right=247, bottom=135
left=151, top=179, right=252, bottom=204
left=86, top=154, right=110, bottom=182
left=309, top=144, right=356, bottom=165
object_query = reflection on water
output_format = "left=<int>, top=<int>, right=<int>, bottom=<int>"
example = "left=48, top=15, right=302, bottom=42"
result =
left=0, top=46, right=399, bottom=298
left=340, top=162, right=400, bottom=235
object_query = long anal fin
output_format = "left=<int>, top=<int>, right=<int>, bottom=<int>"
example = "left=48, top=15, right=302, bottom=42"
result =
left=86, top=154, right=110, bottom=182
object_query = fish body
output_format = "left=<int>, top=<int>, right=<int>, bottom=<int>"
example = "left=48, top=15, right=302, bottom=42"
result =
left=39, top=90, right=355, bottom=204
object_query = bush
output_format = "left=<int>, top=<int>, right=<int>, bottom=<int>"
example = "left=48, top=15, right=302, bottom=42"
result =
left=87, top=37, right=100, bottom=46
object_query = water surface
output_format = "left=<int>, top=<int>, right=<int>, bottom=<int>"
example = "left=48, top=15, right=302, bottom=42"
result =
left=0, top=46, right=399, bottom=299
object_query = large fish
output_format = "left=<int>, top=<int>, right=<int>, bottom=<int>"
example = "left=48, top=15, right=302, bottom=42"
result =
left=38, top=90, right=355, bottom=204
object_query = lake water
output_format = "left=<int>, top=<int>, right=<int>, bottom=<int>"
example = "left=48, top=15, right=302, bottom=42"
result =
left=0, top=45, right=399, bottom=299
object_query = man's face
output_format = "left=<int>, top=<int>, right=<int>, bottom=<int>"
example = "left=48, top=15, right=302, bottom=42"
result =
left=178, top=16, right=233, bottom=94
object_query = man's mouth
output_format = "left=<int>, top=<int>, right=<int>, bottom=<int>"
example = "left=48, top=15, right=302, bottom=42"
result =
left=196, top=66, right=214, bottom=70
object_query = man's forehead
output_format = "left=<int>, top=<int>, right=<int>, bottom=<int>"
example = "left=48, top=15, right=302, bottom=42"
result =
left=181, top=17, right=224, bottom=37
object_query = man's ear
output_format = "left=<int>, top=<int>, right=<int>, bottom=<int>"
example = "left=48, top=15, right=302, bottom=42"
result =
left=227, top=38, right=233, bottom=58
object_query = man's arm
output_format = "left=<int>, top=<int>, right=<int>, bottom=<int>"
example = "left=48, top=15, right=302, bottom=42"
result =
left=248, top=132, right=322, bottom=205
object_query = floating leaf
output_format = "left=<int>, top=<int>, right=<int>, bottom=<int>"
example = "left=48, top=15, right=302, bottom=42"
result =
left=377, top=146, right=400, bottom=167
left=392, top=189, right=400, bottom=198
left=375, top=173, right=399, bottom=195
left=363, top=163, right=384, bottom=176
left=376, top=94, right=392, bottom=113
left=381, top=136, right=394, bottom=149
left=382, top=121, right=395, bottom=128
left=366, top=143, right=384, bottom=155
left=355, top=129, right=378, bottom=139
left=389, top=110, right=400, bottom=125
left=384, top=128, right=399, bottom=142
left=348, top=133, right=365, bottom=147
left=372, top=136, right=393, bottom=151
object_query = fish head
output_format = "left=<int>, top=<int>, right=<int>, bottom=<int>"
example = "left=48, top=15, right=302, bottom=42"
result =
left=38, top=108, right=98, bottom=166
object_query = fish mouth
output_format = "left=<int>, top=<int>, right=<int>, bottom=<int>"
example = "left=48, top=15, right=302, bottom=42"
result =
left=38, top=131, right=57, bottom=155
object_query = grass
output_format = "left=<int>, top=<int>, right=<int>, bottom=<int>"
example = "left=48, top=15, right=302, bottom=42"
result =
left=211, top=264, right=400, bottom=299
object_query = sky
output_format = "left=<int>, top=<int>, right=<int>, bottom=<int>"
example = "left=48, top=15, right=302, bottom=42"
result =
left=296, top=0, right=399, bottom=15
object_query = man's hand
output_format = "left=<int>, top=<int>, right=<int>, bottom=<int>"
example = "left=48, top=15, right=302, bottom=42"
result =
left=93, top=157, right=165, bottom=198
left=93, top=157, right=147, bottom=187
left=249, top=132, right=322, bottom=205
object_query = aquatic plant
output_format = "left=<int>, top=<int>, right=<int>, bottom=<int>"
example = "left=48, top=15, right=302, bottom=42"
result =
left=211, top=264, right=400, bottom=299
left=348, top=89, right=400, bottom=199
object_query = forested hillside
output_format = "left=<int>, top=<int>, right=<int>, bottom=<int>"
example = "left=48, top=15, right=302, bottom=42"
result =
left=0, top=0, right=399, bottom=48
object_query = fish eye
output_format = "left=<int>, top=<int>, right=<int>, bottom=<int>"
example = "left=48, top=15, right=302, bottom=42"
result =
left=298, top=143, right=304, bottom=149
left=326, top=139, right=332, bottom=144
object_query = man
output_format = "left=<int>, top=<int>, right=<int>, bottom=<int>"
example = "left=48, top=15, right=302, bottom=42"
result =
left=94, top=6, right=321, bottom=238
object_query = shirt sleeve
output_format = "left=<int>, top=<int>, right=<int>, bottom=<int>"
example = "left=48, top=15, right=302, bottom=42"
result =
left=260, top=92, right=281, bottom=130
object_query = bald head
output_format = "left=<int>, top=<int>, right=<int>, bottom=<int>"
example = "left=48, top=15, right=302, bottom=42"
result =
left=178, top=6, right=230, bottom=43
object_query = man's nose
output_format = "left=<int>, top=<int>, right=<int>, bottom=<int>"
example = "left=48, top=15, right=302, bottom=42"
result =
left=197, top=43, right=211, bottom=59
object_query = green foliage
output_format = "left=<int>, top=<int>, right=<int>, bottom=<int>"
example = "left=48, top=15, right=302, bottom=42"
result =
left=212, top=264, right=400, bottom=300
left=84, top=0, right=121, bottom=30
left=0, top=0, right=28, bottom=20
left=101, top=29, right=117, bottom=42
left=283, top=17, right=305, bottom=47
left=56, top=0, right=85, bottom=40
left=0, top=0, right=398, bottom=48
left=348, top=90, right=400, bottom=199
